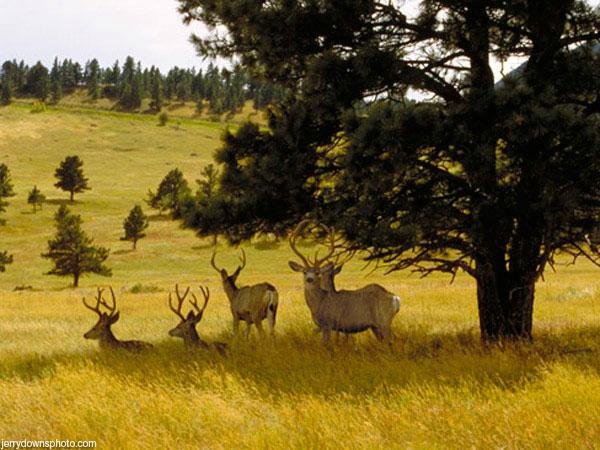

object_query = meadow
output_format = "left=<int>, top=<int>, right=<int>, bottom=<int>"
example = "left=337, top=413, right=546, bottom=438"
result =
left=0, top=103, right=599, bottom=449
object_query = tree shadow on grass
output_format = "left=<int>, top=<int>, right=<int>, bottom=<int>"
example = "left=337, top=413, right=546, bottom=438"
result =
left=112, top=249, right=135, bottom=256
left=3, top=326, right=598, bottom=398
left=45, top=198, right=78, bottom=206
left=148, top=214, right=172, bottom=222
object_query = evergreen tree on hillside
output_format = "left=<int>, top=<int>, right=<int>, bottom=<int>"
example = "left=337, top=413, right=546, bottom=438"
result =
left=49, top=58, right=62, bottom=103
left=1, top=61, right=15, bottom=105
left=149, top=69, right=163, bottom=112
left=42, top=205, right=111, bottom=287
left=26, top=62, right=49, bottom=101
left=27, top=185, right=46, bottom=213
left=86, top=58, right=101, bottom=100
left=121, top=205, right=149, bottom=249
left=0, top=163, right=15, bottom=224
left=146, top=169, right=190, bottom=218
left=0, top=80, right=11, bottom=105
left=54, top=155, right=90, bottom=202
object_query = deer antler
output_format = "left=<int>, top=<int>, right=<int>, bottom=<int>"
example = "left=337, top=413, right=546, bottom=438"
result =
left=210, top=248, right=221, bottom=273
left=83, top=287, right=117, bottom=316
left=190, top=286, right=210, bottom=314
left=168, top=283, right=187, bottom=320
left=309, top=223, right=337, bottom=268
left=289, top=219, right=313, bottom=267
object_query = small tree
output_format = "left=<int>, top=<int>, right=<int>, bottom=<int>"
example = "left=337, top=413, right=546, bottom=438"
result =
left=158, top=112, right=168, bottom=126
left=0, top=164, right=15, bottom=224
left=54, top=155, right=90, bottom=202
left=42, top=205, right=111, bottom=287
left=27, top=185, right=46, bottom=213
left=145, top=169, right=190, bottom=218
left=121, top=205, right=149, bottom=249
left=195, top=164, right=219, bottom=201
left=0, top=251, right=12, bottom=272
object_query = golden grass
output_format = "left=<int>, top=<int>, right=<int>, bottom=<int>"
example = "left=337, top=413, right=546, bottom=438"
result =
left=1, top=103, right=600, bottom=449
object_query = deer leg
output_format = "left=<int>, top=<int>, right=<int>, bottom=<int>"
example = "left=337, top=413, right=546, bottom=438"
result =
left=255, top=320, right=265, bottom=335
left=322, top=328, right=332, bottom=344
left=245, top=321, right=252, bottom=338
left=371, top=327, right=385, bottom=341
left=232, top=317, right=240, bottom=336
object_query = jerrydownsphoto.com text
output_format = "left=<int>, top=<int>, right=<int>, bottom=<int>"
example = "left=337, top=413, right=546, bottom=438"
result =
left=1, top=440, right=96, bottom=449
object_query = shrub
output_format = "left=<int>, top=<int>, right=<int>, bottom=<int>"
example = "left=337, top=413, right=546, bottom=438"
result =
left=158, top=112, right=168, bottom=126
left=30, top=101, right=46, bottom=114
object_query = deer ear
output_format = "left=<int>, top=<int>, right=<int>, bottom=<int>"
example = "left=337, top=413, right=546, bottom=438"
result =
left=186, top=310, right=195, bottom=321
left=289, top=261, right=304, bottom=272
left=109, top=311, right=120, bottom=324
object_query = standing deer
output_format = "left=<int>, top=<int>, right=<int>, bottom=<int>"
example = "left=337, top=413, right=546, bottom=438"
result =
left=168, top=284, right=228, bottom=356
left=288, top=220, right=401, bottom=344
left=211, top=248, right=279, bottom=336
left=83, top=287, right=153, bottom=352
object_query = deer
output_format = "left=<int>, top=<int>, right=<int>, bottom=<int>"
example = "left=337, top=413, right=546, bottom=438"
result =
left=288, top=220, right=401, bottom=344
left=168, top=284, right=228, bottom=356
left=82, top=287, right=153, bottom=352
left=211, top=248, right=279, bottom=337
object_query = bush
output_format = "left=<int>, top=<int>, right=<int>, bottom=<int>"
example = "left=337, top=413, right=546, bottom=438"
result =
left=30, top=101, right=46, bottom=114
left=129, top=283, right=162, bottom=294
left=158, top=112, right=168, bottom=126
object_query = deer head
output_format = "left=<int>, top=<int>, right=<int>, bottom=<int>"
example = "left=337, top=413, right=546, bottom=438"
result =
left=288, top=220, right=354, bottom=286
left=168, top=284, right=209, bottom=341
left=83, top=287, right=120, bottom=340
left=211, top=247, right=246, bottom=288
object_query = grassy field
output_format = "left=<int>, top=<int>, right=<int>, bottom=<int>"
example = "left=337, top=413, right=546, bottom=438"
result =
left=1, top=103, right=599, bottom=449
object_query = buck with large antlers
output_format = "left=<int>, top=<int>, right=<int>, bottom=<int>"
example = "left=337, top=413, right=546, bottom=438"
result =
left=168, top=284, right=228, bottom=355
left=289, top=220, right=401, bottom=344
left=211, top=248, right=279, bottom=336
left=82, top=287, right=153, bottom=352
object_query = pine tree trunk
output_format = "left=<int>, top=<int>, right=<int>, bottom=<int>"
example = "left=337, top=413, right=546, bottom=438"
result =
left=133, top=239, right=137, bottom=250
left=70, top=190, right=74, bottom=202
left=73, top=272, right=80, bottom=288
left=476, top=262, right=535, bottom=342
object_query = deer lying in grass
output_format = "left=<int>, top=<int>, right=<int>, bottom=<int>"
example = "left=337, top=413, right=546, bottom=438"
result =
left=83, top=287, right=153, bottom=352
left=211, top=248, right=279, bottom=336
left=289, top=220, right=401, bottom=344
left=168, top=284, right=228, bottom=356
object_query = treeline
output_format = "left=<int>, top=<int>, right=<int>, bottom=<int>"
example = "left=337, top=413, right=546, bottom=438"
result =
left=0, top=57, right=284, bottom=114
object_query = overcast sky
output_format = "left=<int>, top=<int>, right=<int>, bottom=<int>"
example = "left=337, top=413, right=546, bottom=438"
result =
left=0, top=0, right=204, bottom=71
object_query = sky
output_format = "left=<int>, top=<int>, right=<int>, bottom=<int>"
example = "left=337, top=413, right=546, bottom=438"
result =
left=0, top=0, right=205, bottom=71
left=0, top=0, right=598, bottom=74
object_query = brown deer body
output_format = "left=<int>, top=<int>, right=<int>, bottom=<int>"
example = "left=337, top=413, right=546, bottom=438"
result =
left=168, top=284, right=228, bottom=356
left=83, top=287, right=153, bottom=352
left=289, top=221, right=401, bottom=343
left=211, top=249, right=278, bottom=336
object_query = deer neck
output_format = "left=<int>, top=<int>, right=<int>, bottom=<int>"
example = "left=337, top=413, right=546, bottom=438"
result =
left=99, top=327, right=120, bottom=348
left=184, top=328, right=201, bottom=347
left=303, top=283, right=328, bottom=319
left=222, top=280, right=240, bottom=303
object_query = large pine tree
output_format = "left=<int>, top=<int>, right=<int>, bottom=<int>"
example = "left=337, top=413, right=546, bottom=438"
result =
left=177, top=0, right=600, bottom=341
